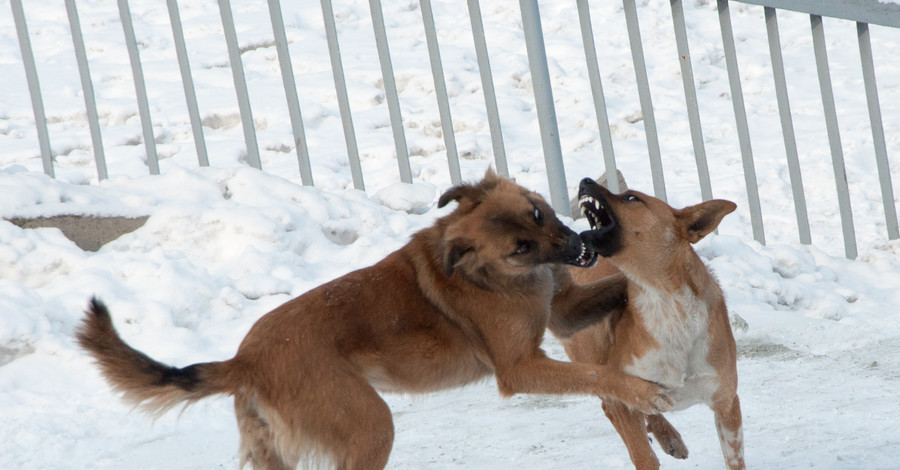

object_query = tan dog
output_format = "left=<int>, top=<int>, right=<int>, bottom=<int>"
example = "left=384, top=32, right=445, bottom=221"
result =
left=76, top=170, right=671, bottom=470
left=563, top=177, right=743, bottom=470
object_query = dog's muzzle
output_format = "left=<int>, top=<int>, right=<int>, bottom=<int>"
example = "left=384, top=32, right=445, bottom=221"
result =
left=568, top=234, right=599, bottom=268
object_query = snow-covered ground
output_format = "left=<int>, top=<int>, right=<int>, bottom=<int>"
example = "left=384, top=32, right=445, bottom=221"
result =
left=1, top=0, right=899, bottom=468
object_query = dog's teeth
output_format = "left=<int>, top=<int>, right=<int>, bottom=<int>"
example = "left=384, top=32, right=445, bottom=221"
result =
left=594, top=200, right=601, bottom=210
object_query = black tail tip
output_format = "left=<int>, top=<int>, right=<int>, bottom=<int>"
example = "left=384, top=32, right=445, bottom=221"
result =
left=87, top=296, right=111, bottom=320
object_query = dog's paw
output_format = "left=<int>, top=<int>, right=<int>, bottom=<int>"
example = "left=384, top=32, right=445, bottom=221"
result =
left=663, top=439, right=689, bottom=460
left=648, top=415, right=689, bottom=460
left=649, top=388, right=674, bottom=413
left=616, top=377, right=673, bottom=414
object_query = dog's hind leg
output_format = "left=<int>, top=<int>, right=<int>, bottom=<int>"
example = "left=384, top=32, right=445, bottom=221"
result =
left=234, top=393, right=295, bottom=470
left=713, top=395, right=745, bottom=470
left=646, top=414, right=688, bottom=459
left=294, top=371, right=395, bottom=470
left=334, top=384, right=394, bottom=470
left=603, top=401, right=660, bottom=470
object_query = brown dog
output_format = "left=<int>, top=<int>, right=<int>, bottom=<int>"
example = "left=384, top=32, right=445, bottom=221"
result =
left=76, top=170, right=671, bottom=470
left=563, top=177, right=743, bottom=470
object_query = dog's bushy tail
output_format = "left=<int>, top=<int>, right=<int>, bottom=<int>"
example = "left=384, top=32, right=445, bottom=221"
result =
left=76, top=297, right=234, bottom=417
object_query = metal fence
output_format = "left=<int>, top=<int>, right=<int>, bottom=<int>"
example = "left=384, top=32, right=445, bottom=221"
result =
left=6, top=0, right=900, bottom=259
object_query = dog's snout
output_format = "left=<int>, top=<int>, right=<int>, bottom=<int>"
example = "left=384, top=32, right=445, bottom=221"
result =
left=565, top=232, right=582, bottom=254
left=550, top=225, right=581, bottom=252
left=579, top=178, right=596, bottom=194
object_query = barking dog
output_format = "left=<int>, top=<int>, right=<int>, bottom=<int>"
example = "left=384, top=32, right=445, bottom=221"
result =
left=563, top=177, right=743, bottom=470
left=77, top=170, right=671, bottom=470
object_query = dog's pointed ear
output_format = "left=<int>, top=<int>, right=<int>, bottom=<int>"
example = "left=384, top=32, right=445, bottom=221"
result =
left=677, top=199, right=736, bottom=244
left=438, top=168, right=504, bottom=208
left=438, top=184, right=477, bottom=208
left=482, top=167, right=499, bottom=182
left=442, top=238, right=475, bottom=277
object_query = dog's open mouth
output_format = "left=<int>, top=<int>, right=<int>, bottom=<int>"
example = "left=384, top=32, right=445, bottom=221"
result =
left=577, top=189, right=622, bottom=258
left=579, top=194, right=615, bottom=231
left=571, top=239, right=599, bottom=268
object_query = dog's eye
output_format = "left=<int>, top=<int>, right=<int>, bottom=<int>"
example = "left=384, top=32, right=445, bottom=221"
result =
left=515, top=240, right=532, bottom=255
left=624, top=194, right=640, bottom=202
left=533, top=207, right=543, bottom=224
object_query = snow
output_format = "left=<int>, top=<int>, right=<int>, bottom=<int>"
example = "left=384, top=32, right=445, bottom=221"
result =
left=1, top=0, right=899, bottom=469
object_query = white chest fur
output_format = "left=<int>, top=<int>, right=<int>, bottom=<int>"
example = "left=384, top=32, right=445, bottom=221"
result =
left=624, top=283, right=719, bottom=411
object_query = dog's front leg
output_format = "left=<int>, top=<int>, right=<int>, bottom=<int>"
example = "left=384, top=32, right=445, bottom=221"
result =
left=714, top=394, right=746, bottom=470
left=548, top=271, right=627, bottom=337
left=493, top=352, right=670, bottom=414
left=603, top=401, right=660, bottom=470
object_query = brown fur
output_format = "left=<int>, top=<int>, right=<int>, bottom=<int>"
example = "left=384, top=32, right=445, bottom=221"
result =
left=76, top=170, right=672, bottom=470
left=562, top=178, right=744, bottom=470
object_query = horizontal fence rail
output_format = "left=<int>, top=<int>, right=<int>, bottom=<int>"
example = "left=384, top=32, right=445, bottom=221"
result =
left=4, top=0, right=899, bottom=259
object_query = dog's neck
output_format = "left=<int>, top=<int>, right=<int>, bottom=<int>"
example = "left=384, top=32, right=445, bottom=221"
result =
left=458, top=262, right=554, bottom=293
left=618, top=243, right=709, bottom=295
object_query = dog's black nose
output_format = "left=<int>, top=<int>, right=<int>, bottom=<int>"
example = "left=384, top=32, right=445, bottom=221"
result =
left=579, top=177, right=596, bottom=194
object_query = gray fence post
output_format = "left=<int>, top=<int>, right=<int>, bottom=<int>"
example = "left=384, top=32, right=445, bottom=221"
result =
left=576, top=0, right=619, bottom=193
left=857, top=21, right=899, bottom=241
left=218, top=0, right=261, bottom=169
left=321, top=0, right=365, bottom=191
left=623, top=0, right=666, bottom=202
left=467, top=0, right=509, bottom=178
left=764, top=6, right=811, bottom=245
left=420, top=0, right=461, bottom=185
left=717, top=0, right=765, bottom=245
left=670, top=0, right=712, bottom=202
left=519, top=0, right=569, bottom=216
left=11, top=0, right=53, bottom=178
left=118, top=0, right=160, bottom=175
left=268, top=0, right=314, bottom=186
left=166, top=0, right=209, bottom=167
left=65, top=0, right=108, bottom=180
left=810, top=14, right=856, bottom=259
left=369, top=0, right=412, bottom=184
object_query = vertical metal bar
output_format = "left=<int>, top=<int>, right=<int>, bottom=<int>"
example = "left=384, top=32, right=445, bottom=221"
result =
left=11, top=0, right=54, bottom=177
left=765, top=7, right=811, bottom=245
left=320, top=0, right=364, bottom=190
left=166, top=0, right=208, bottom=167
left=717, top=0, right=764, bottom=244
left=420, top=0, right=461, bottom=185
left=218, top=0, right=261, bottom=169
left=268, top=0, right=314, bottom=186
left=623, top=0, right=666, bottom=201
left=65, top=0, right=108, bottom=180
left=118, top=0, right=159, bottom=175
left=670, top=0, right=711, bottom=202
left=576, top=0, right=618, bottom=192
left=857, top=21, right=898, bottom=240
left=466, top=0, right=508, bottom=177
left=368, top=0, right=412, bottom=184
left=519, top=0, right=569, bottom=216
left=811, top=14, right=856, bottom=259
